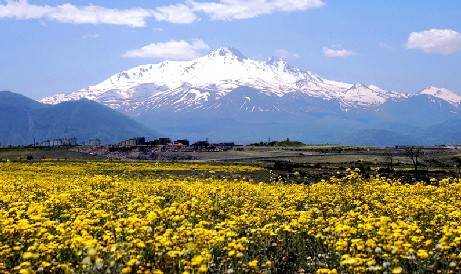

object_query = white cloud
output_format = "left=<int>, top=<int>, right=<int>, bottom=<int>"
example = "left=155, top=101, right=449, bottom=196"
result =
left=322, top=47, right=356, bottom=57
left=273, top=49, right=301, bottom=60
left=151, top=3, right=198, bottom=24
left=189, top=0, right=325, bottom=20
left=122, top=39, right=210, bottom=60
left=0, top=0, right=326, bottom=26
left=406, top=29, right=461, bottom=54
left=0, top=0, right=152, bottom=27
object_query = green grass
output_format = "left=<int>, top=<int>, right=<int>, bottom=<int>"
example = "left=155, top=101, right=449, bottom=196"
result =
left=2, top=145, right=460, bottom=184
left=0, top=146, right=106, bottom=161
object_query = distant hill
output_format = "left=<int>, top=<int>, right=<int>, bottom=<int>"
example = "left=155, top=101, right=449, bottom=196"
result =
left=0, top=91, right=159, bottom=146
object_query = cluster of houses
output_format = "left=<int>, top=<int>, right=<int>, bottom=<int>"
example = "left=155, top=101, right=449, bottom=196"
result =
left=117, top=137, right=187, bottom=147
left=116, top=137, right=235, bottom=152
left=33, top=136, right=236, bottom=152
left=36, top=137, right=78, bottom=146
left=34, top=138, right=101, bottom=147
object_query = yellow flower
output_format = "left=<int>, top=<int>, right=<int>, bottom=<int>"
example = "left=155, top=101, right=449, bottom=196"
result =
left=3, top=161, right=461, bottom=273
left=22, top=252, right=39, bottom=260
left=317, top=269, right=338, bottom=274
left=198, top=264, right=208, bottom=272
left=191, top=255, right=204, bottom=266
left=417, top=249, right=429, bottom=259
left=248, top=259, right=258, bottom=268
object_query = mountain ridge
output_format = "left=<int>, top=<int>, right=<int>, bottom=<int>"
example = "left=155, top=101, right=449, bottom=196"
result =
left=0, top=91, right=159, bottom=146
left=38, top=47, right=461, bottom=145
left=41, top=47, right=461, bottom=114
left=41, top=47, right=412, bottom=112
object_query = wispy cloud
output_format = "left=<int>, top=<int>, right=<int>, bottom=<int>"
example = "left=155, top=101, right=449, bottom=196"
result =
left=0, top=0, right=325, bottom=26
left=189, top=0, right=325, bottom=20
left=122, top=39, right=210, bottom=60
left=406, top=29, right=461, bottom=54
left=322, top=46, right=356, bottom=57
left=152, top=3, right=198, bottom=24
left=0, top=0, right=152, bottom=27
left=273, top=49, right=301, bottom=60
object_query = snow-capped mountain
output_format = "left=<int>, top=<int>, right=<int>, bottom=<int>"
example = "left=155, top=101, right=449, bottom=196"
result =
left=417, top=86, right=461, bottom=107
left=40, top=47, right=461, bottom=145
left=41, top=47, right=404, bottom=112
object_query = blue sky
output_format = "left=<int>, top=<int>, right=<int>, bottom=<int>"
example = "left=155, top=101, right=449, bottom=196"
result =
left=1, top=0, right=460, bottom=99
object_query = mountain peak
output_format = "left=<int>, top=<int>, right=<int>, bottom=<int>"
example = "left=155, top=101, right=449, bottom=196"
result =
left=207, top=47, right=246, bottom=60
left=0, top=90, right=45, bottom=109
left=420, top=86, right=446, bottom=95
left=350, top=83, right=367, bottom=89
left=266, top=56, right=288, bottom=66
left=418, top=86, right=461, bottom=106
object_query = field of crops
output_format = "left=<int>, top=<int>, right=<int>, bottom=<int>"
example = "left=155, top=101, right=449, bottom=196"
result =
left=1, top=161, right=461, bottom=273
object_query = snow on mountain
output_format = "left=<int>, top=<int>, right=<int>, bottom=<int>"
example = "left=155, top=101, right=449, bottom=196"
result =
left=41, top=47, right=444, bottom=113
left=417, top=86, right=461, bottom=106
left=339, top=83, right=402, bottom=110
left=36, top=47, right=461, bottom=146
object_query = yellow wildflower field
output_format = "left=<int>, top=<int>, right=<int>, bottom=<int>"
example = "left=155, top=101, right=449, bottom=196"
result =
left=1, top=162, right=461, bottom=273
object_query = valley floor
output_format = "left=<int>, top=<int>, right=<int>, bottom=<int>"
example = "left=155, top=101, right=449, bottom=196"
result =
left=3, top=144, right=461, bottom=183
